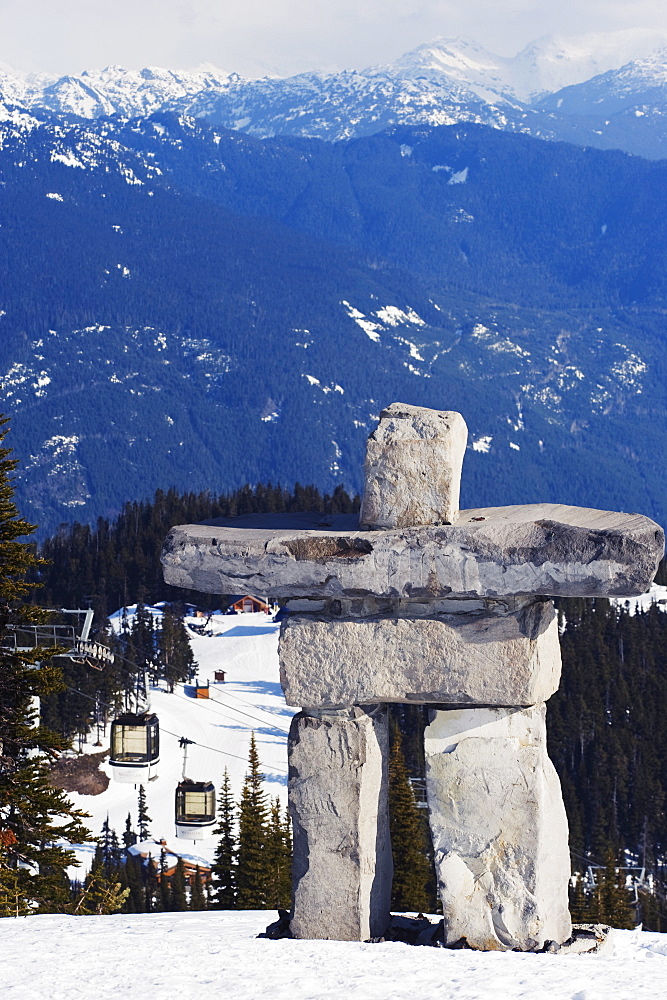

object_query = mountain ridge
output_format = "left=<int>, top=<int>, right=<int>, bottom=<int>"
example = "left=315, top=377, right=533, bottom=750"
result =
left=4, top=32, right=667, bottom=158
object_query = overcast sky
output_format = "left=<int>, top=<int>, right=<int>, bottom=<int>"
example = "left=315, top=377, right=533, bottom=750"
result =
left=2, top=0, right=667, bottom=77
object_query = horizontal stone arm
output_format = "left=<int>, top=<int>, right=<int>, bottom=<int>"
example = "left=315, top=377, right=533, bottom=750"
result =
left=161, top=503, right=663, bottom=600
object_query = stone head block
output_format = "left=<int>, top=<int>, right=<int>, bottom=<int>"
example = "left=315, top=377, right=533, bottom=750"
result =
left=360, top=403, right=468, bottom=528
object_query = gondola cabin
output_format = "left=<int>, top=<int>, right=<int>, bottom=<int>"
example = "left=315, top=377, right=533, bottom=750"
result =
left=109, top=712, right=160, bottom=783
left=175, top=779, right=216, bottom=840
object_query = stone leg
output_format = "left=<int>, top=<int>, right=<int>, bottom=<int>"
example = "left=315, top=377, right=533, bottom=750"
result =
left=425, top=705, right=572, bottom=951
left=288, top=704, right=392, bottom=941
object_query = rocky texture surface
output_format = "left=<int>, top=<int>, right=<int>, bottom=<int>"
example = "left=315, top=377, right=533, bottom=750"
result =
left=161, top=504, right=664, bottom=600
left=360, top=403, right=468, bottom=528
left=424, top=705, right=572, bottom=951
left=288, top=705, right=392, bottom=941
left=279, top=598, right=561, bottom=708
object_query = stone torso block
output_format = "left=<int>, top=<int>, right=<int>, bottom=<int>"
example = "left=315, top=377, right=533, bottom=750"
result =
left=279, top=597, right=561, bottom=708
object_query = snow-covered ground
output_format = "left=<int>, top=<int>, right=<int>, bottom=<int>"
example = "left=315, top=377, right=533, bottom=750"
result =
left=66, top=610, right=292, bottom=871
left=610, top=583, right=667, bottom=616
left=3, top=910, right=667, bottom=1000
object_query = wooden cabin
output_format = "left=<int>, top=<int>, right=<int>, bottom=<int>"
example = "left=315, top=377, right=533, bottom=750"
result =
left=128, top=839, right=212, bottom=884
left=229, top=595, right=271, bottom=614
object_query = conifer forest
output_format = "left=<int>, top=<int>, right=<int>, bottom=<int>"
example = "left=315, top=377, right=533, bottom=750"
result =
left=1, top=430, right=667, bottom=927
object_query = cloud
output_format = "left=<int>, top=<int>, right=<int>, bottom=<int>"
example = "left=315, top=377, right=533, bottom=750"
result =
left=1, top=0, right=667, bottom=77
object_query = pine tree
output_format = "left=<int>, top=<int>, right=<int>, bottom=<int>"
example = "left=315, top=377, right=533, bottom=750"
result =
left=157, top=609, right=195, bottom=692
left=137, top=785, right=151, bottom=840
left=169, top=857, right=188, bottom=911
left=158, top=849, right=171, bottom=911
left=388, top=723, right=430, bottom=913
left=568, top=872, right=591, bottom=924
left=131, top=595, right=157, bottom=682
left=123, top=812, right=137, bottom=848
left=190, top=866, right=207, bottom=910
left=264, top=797, right=292, bottom=910
left=592, top=850, right=636, bottom=929
left=0, top=415, right=92, bottom=914
left=211, top=768, right=237, bottom=909
left=236, top=734, right=269, bottom=908
left=124, top=852, right=146, bottom=914
left=144, top=854, right=160, bottom=912
left=70, top=865, right=129, bottom=915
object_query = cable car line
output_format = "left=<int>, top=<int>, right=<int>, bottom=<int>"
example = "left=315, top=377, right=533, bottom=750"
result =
left=63, top=684, right=288, bottom=773
left=172, top=691, right=290, bottom=739
left=160, top=724, right=288, bottom=774
left=206, top=684, right=293, bottom=725
left=171, top=686, right=291, bottom=734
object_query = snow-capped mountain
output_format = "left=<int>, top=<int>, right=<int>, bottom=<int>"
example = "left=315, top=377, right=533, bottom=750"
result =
left=2, top=31, right=667, bottom=154
left=381, top=30, right=667, bottom=103
left=540, top=45, right=667, bottom=116
left=0, top=64, right=231, bottom=120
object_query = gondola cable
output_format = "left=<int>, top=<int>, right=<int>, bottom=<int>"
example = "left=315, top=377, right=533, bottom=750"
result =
left=64, top=684, right=288, bottom=773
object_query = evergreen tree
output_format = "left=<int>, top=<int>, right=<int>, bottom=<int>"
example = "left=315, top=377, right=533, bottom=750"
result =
left=123, top=812, right=137, bottom=848
left=124, top=852, right=146, bottom=914
left=388, top=723, right=431, bottom=913
left=236, top=734, right=269, bottom=908
left=592, top=850, right=636, bottom=929
left=211, top=768, right=237, bottom=909
left=0, top=415, right=92, bottom=915
left=144, top=854, right=160, bottom=913
left=70, top=863, right=129, bottom=915
left=158, top=849, right=171, bottom=911
left=137, top=785, right=151, bottom=840
left=190, top=866, right=207, bottom=910
left=169, top=857, right=188, bottom=911
left=264, top=797, right=292, bottom=910
left=568, top=873, right=590, bottom=924
left=157, top=608, right=195, bottom=692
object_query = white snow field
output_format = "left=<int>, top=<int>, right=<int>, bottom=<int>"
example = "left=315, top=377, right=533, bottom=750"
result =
left=3, top=911, right=667, bottom=1000
left=65, top=609, right=293, bottom=871
left=610, top=583, right=667, bottom=616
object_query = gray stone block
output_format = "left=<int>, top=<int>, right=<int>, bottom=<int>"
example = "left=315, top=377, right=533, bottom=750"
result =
left=425, top=705, right=572, bottom=951
left=288, top=705, right=392, bottom=941
left=360, top=403, right=468, bottom=528
left=161, top=504, right=663, bottom=600
left=279, top=599, right=561, bottom=708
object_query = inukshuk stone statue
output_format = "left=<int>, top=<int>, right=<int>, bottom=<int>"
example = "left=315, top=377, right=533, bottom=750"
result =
left=161, top=403, right=664, bottom=950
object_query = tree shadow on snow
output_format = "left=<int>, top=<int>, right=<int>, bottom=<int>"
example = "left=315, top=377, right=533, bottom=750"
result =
left=229, top=680, right=295, bottom=719
left=217, top=625, right=278, bottom=638
left=212, top=721, right=289, bottom=742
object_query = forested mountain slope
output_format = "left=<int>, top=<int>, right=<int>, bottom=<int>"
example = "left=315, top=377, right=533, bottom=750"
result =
left=1, top=116, right=666, bottom=534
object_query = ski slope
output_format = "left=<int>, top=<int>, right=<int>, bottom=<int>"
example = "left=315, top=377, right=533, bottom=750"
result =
left=66, top=609, right=293, bottom=871
left=3, top=911, right=667, bottom=1000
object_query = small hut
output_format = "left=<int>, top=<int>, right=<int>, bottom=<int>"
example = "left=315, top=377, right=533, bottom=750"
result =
left=229, top=595, right=271, bottom=614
